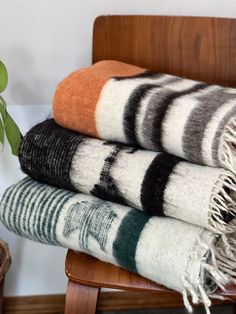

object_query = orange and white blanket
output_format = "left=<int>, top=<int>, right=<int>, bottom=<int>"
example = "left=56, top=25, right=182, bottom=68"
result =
left=54, top=60, right=236, bottom=173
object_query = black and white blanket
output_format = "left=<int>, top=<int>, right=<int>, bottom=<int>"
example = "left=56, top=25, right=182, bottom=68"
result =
left=19, top=119, right=236, bottom=233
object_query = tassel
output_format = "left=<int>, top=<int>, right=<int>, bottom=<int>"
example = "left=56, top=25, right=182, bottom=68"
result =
left=221, top=117, right=236, bottom=173
left=208, top=170, right=236, bottom=233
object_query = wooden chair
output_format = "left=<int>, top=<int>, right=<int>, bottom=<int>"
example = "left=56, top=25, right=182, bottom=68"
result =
left=64, top=15, right=236, bottom=313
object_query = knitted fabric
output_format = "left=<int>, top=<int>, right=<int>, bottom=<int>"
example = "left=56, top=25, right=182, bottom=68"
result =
left=1, top=177, right=236, bottom=313
left=19, top=119, right=236, bottom=234
left=53, top=60, right=236, bottom=173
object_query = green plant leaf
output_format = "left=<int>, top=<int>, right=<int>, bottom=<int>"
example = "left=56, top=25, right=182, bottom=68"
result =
left=4, top=112, right=22, bottom=156
left=0, top=116, right=4, bottom=145
left=0, top=61, right=21, bottom=156
left=0, top=95, right=7, bottom=122
left=0, top=61, right=8, bottom=93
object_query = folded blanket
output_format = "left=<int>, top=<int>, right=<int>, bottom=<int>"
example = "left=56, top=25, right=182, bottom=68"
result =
left=53, top=60, right=236, bottom=173
left=1, top=177, right=236, bottom=313
left=19, top=119, right=236, bottom=234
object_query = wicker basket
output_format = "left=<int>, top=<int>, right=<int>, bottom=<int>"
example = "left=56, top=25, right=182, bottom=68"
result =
left=0, top=240, right=11, bottom=313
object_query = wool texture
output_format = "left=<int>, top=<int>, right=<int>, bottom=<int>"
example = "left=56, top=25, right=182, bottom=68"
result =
left=53, top=60, right=236, bottom=173
left=19, top=119, right=236, bottom=234
left=1, top=177, right=236, bottom=313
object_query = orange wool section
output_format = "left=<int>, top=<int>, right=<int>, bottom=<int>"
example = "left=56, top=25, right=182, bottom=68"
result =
left=53, top=60, right=145, bottom=137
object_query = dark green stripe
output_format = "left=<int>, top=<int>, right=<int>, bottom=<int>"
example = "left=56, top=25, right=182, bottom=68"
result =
left=14, top=180, right=40, bottom=236
left=37, top=188, right=68, bottom=243
left=113, top=209, right=150, bottom=273
left=28, top=186, right=70, bottom=244
left=9, top=179, right=38, bottom=234
left=22, top=184, right=46, bottom=235
left=0, top=182, right=18, bottom=226
left=46, top=192, right=72, bottom=244
left=29, top=185, right=54, bottom=242
left=2, top=177, right=31, bottom=228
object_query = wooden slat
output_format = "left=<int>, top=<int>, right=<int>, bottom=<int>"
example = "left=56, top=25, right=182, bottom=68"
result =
left=3, top=295, right=65, bottom=314
left=3, top=292, right=234, bottom=314
left=93, top=15, right=236, bottom=87
left=98, top=291, right=234, bottom=311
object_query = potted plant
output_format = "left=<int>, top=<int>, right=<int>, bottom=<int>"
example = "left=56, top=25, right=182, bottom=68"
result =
left=0, top=239, right=11, bottom=311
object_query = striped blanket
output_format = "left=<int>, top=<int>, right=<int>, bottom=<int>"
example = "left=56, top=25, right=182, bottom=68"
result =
left=19, top=119, right=236, bottom=234
left=54, top=60, right=236, bottom=173
left=1, top=177, right=236, bottom=313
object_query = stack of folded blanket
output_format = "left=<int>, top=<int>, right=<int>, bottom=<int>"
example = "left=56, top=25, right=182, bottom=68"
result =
left=1, top=60, right=236, bottom=313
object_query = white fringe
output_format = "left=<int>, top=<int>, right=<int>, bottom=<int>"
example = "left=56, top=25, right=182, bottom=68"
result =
left=208, top=170, right=236, bottom=233
left=220, top=117, right=236, bottom=173
left=182, top=233, right=236, bottom=314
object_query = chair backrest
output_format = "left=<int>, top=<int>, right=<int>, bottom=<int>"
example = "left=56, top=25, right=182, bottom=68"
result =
left=93, top=15, right=236, bottom=87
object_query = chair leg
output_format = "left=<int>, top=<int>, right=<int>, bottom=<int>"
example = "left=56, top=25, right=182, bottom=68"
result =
left=65, top=280, right=100, bottom=314
left=233, top=303, right=236, bottom=314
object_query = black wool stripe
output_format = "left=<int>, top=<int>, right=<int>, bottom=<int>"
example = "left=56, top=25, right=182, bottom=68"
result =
left=140, top=153, right=180, bottom=216
left=113, top=70, right=163, bottom=81
left=182, top=88, right=236, bottom=164
left=152, top=83, right=208, bottom=151
left=113, top=209, right=150, bottom=273
left=91, top=145, right=127, bottom=205
left=123, top=83, right=161, bottom=144
left=19, top=119, right=84, bottom=190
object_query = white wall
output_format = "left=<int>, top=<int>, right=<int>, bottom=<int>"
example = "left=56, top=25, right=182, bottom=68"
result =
left=0, top=0, right=236, bottom=296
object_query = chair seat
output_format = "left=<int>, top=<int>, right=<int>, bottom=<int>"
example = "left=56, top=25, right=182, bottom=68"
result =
left=65, top=249, right=174, bottom=293
left=64, top=249, right=236, bottom=313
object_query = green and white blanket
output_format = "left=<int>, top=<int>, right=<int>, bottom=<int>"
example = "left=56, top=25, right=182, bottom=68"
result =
left=1, top=177, right=236, bottom=313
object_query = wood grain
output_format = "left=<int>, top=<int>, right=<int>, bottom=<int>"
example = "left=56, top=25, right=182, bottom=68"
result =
left=3, top=294, right=65, bottom=314
left=93, top=16, right=236, bottom=87
left=65, top=250, right=173, bottom=293
left=65, top=281, right=100, bottom=314
left=98, top=291, right=234, bottom=311
left=3, top=292, right=235, bottom=313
